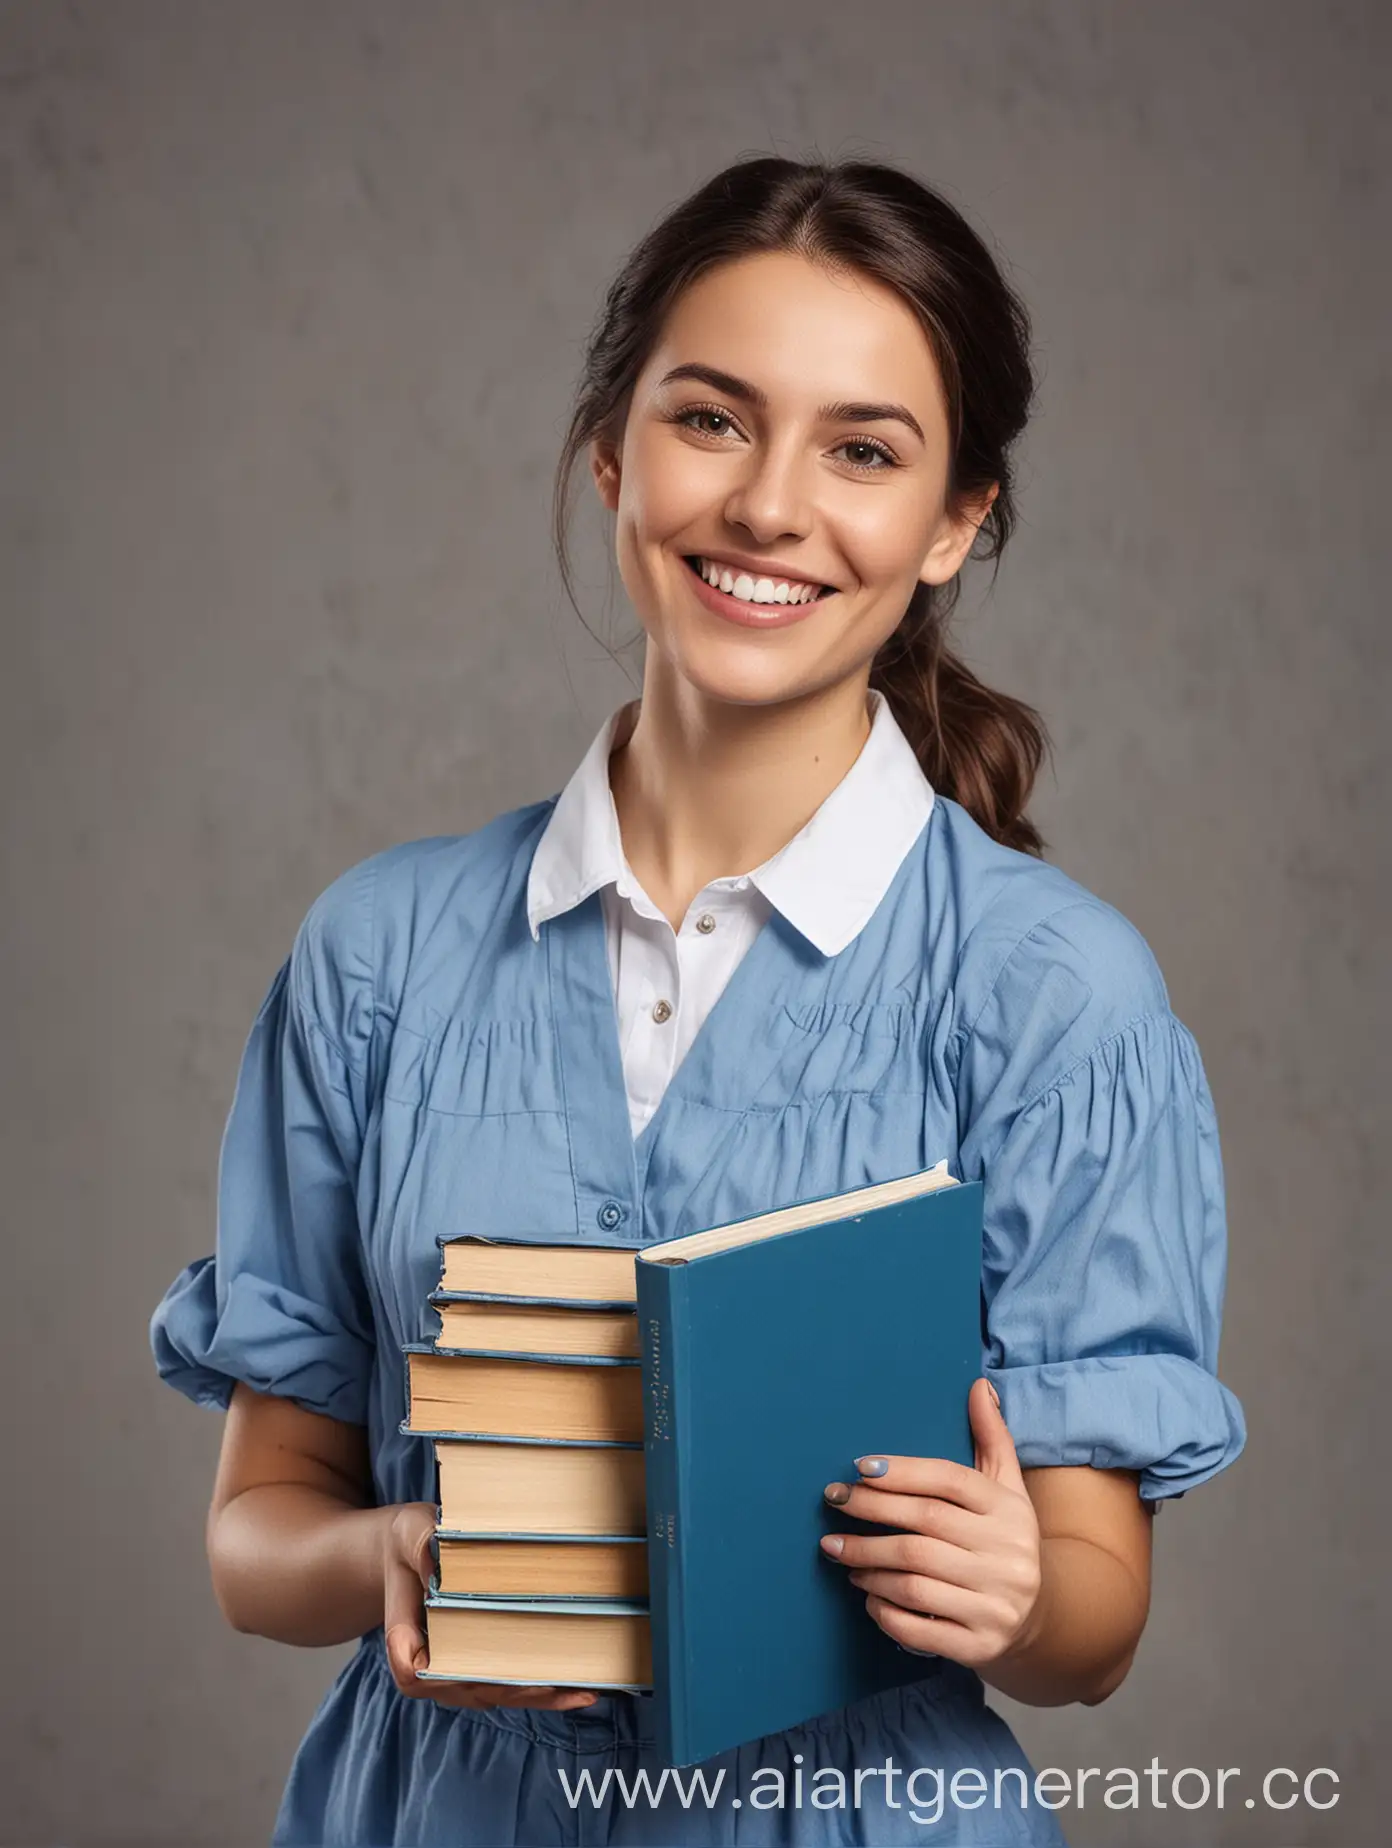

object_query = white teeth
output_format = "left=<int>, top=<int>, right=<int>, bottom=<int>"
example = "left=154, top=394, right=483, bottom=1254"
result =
left=697, top=558, right=822, bottom=605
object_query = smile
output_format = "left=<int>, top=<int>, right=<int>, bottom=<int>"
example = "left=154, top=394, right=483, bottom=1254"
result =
left=680, top=555, right=838, bottom=630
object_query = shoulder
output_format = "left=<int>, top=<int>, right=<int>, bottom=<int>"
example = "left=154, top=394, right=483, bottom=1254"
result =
left=928, top=796, right=1173, bottom=1099
left=289, top=797, right=557, bottom=1046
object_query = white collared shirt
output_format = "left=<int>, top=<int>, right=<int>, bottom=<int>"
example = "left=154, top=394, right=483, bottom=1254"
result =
left=527, top=689, right=935, bottom=1138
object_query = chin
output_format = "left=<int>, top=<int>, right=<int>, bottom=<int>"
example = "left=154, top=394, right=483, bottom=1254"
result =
left=658, top=633, right=837, bottom=711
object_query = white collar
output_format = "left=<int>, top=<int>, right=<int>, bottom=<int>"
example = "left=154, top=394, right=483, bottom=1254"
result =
left=526, top=688, right=935, bottom=957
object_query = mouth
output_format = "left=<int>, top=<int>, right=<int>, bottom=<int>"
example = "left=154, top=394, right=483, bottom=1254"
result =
left=681, top=555, right=838, bottom=608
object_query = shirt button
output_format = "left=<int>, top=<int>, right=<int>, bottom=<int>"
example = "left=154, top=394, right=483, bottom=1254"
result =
left=651, top=998, right=673, bottom=1024
left=695, top=912, right=716, bottom=934
left=597, top=1200, right=626, bottom=1231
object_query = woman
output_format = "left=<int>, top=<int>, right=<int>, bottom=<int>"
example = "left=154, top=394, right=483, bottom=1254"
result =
left=151, top=156, right=1246, bottom=1846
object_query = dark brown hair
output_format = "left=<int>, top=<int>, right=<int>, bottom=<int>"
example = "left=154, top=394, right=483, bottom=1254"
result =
left=552, top=155, right=1051, bottom=857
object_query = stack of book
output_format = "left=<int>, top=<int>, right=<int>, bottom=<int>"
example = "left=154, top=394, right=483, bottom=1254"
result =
left=400, top=1237, right=655, bottom=1693
left=398, top=1162, right=985, bottom=1765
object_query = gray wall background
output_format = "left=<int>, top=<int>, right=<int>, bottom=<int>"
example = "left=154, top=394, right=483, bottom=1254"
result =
left=2, top=2, right=1386, bottom=1844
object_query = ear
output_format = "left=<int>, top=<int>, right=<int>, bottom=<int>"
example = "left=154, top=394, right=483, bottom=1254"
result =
left=917, top=482, right=999, bottom=588
left=590, top=436, right=622, bottom=513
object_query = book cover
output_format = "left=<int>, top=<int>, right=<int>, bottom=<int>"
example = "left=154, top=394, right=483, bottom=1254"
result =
left=428, top=1289, right=637, bottom=1310
left=399, top=1424, right=643, bottom=1448
left=415, top=1342, right=640, bottom=1367
left=434, top=1530, right=648, bottom=1543
left=636, top=1178, right=983, bottom=1766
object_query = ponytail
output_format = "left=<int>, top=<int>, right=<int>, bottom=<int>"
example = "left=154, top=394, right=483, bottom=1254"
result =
left=871, top=585, right=1050, bottom=858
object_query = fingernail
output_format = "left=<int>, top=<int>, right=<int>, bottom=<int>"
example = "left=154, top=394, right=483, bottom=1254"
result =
left=985, top=1380, right=1001, bottom=1410
left=820, top=1534, right=845, bottom=1557
left=823, top=1481, right=850, bottom=1505
left=855, top=1456, right=888, bottom=1477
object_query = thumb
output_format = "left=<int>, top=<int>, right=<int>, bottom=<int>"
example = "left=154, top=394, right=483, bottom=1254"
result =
left=384, top=1505, right=435, bottom=1679
left=384, top=1544, right=429, bottom=1678
left=971, top=1376, right=1025, bottom=1487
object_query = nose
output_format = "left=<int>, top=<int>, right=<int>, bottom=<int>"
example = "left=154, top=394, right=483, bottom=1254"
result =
left=721, top=438, right=815, bottom=545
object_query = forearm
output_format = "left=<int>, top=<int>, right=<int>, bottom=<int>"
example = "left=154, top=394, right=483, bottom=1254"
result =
left=208, top=1484, right=397, bottom=1647
left=977, top=1534, right=1149, bottom=1707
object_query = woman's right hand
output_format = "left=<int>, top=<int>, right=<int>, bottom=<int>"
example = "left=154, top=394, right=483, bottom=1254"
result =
left=383, top=1502, right=600, bottom=1710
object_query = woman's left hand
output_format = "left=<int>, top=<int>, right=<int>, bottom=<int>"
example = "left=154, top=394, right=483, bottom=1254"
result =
left=818, top=1377, right=1044, bottom=1671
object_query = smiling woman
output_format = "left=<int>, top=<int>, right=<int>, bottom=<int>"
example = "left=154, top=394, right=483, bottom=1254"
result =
left=591, top=250, right=990, bottom=750
left=151, top=154, right=1244, bottom=1848
left=554, top=165, right=1046, bottom=872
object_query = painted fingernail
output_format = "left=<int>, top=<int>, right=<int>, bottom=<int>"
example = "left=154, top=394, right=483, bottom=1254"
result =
left=820, top=1534, right=845, bottom=1557
left=855, top=1456, right=888, bottom=1477
left=823, top=1481, right=850, bottom=1505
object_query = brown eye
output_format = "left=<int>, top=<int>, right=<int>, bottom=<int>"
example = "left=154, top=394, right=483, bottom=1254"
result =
left=834, top=439, right=898, bottom=472
left=673, top=405, right=740, bottom=439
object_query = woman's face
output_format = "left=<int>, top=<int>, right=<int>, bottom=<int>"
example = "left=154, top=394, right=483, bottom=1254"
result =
left=590, top=250, right=995, bottom=712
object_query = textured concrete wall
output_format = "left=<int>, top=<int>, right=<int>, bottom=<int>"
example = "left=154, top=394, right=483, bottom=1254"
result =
left=1, top=2, right=1386, bottom=1842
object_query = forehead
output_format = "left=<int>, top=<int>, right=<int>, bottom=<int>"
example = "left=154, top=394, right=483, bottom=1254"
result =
left=648, top=251, right=945, bottom=416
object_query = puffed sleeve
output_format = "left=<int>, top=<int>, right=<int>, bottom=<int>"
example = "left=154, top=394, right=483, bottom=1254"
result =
left=956, top=899, right=1246, bottom=1502
left=149, top=863, right=378, bottom=1424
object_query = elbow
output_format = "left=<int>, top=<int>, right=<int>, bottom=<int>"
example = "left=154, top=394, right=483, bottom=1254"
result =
left=218, top=1599, right=255, bottom=1636
left=1080, top=1567, right=1150, bottom=1706
left=213, top=1581, right=257, bottom=1636
left=1081, top=1645, right=1138, bottom=1706
left=206, top=1507, right=257, bottom=1637
left=207, top=1561, right=250, bottom=1636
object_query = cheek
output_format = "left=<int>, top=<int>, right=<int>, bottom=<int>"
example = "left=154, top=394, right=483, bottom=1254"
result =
left=841, top=498, right=937, bottom=585
left=620, top=435, right=721, bottom=541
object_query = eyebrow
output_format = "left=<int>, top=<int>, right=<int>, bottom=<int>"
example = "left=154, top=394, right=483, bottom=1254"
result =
left=655, top=362, right=926, bottom=445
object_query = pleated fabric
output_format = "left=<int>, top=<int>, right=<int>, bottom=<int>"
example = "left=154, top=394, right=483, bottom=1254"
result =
left=151, top=793, right=1244, bottom=1845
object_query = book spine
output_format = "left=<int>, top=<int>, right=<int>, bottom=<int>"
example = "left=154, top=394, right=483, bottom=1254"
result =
left=636, top=1257, right=689, bottom=1765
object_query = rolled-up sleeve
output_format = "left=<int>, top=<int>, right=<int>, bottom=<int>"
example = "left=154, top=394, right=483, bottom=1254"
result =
left=150, top=866, right=377, bottom=1424
left=958, top=900, right=1246, bottom=1502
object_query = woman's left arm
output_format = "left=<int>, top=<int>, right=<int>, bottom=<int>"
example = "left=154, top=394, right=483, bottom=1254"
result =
left=820, top=1376, right=1154, bottom=1707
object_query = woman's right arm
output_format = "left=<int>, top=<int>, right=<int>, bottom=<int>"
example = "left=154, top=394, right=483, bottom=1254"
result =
left=206, top=1381, right=389, bottom=1645
left=206, top=1382, right=597, bottom=1709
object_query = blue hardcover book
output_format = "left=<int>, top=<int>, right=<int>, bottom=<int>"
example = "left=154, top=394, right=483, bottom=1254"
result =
left=418, top=1587, right=652, bottom=1692
left=429, top=1289, right=635, bottom=1309
left=636, top=1163, right=981, bottom=1767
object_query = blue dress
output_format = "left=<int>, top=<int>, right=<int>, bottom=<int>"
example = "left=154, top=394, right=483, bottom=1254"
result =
left=150, top=792, right=1246, bottom=1847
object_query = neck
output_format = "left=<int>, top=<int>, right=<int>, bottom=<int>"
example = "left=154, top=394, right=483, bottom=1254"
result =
left=607, top=659, right=875, bottom=928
